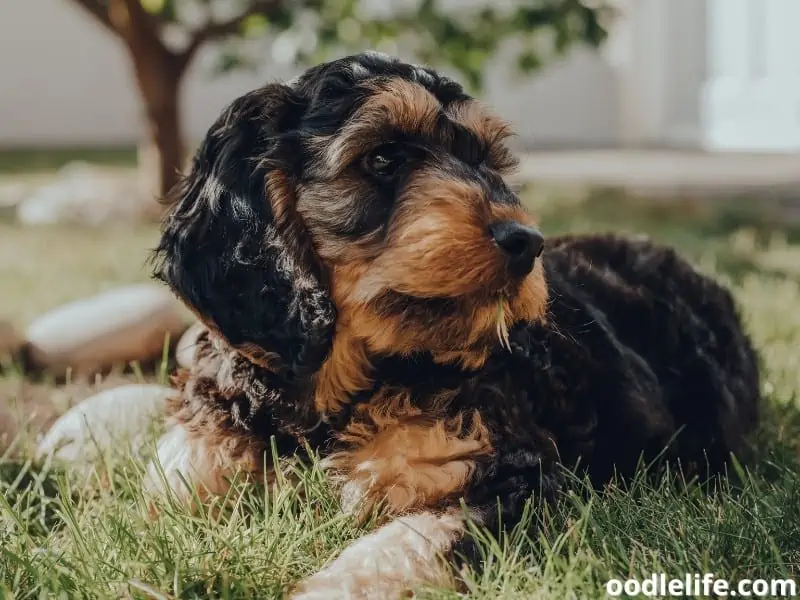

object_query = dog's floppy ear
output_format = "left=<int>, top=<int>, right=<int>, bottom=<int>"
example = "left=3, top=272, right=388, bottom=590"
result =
left=153, top=84, right=335, bottom=381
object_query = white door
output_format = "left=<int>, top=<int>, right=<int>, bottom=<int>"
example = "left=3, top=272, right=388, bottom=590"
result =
left=702, top=0, right=800, bottom=151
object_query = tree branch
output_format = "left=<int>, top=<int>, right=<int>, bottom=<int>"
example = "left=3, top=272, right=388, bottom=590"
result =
left=65, top=0, right=118, bottom=36
left=179, top=0, right=285, bottom=68
left=118, top=0, right=166, bottom=41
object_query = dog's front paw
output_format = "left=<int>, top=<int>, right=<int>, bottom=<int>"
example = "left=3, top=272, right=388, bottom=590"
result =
left=290, top=564, right=412, bottom=600
left=142, top=426, right=199, bottom=509
left=143, top=424, right=268, bottom=516
left=289, top=512, right=463, bottom=600
left=142, top=425, right=234, bottom=513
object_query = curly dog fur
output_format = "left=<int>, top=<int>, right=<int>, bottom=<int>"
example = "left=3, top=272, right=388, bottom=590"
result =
left=145, top=52, right=760, bottom=598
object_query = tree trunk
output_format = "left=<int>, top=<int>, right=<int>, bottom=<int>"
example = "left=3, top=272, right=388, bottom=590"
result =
left=134, top=60, right=186, bottom=203
left=99, top=0, right=189, bottom=211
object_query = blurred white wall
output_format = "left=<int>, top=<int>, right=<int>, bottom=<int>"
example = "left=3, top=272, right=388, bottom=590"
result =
left=484, top=45, right=620, bottom=148
left=0, top=0, right=798, bottom=151
left=0, top=0, right=140, bottom=145
left=702, top=0, right=800, bottom=151
left=0, top=0, right=296, bottom=146
left=616, top=0, right=708, bottom=147
left=0, top=0, right=622, bottom=149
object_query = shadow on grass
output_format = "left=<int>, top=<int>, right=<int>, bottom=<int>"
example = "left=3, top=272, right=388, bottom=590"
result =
left=0, top=460, right=68, bottom=538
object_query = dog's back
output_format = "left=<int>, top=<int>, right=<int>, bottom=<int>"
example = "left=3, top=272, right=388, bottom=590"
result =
left=544, top=234, right=760, bottom=477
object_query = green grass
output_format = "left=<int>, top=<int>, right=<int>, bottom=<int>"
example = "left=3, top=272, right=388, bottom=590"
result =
left=1, top=189, right=799, bottom=599
left=0, top=147, right=137, bottom=176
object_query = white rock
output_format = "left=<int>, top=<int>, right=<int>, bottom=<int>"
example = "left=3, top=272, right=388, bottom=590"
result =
left=0, top=179, right=34, bottom=215
left=36, top=384, right=174, bottom=464
left=16, top=162, right=147, bottom=226
left=26, top=284, right=186, bottom=375
left=0, top=318, right=22, bottom=358
left=175, top=322, right=205, bottom=369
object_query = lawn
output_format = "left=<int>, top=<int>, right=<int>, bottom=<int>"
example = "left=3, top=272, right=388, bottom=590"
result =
left=0, top=147, right=137, bottom=176
left=1, top=188, right=799, bottom=599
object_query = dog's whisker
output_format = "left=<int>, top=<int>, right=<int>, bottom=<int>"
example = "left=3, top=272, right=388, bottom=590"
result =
left=496, top=296, right=512, bottom=352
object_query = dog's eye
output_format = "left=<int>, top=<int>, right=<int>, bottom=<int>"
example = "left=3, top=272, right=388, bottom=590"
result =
left=371, top=153, right=393, bottom=172
left=364, top=144, right=404, bottom=179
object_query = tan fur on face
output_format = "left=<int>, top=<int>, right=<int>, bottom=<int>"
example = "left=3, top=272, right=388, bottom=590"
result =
left=313, top=259, right=546, bottom=413
left=296, top=173, right=385, bottom=261
left=311, top=80, right=519, bottom=179
left=364, top=78, right=442, bottom=133
left=310, top=169, right=548, bottom=412
left=295, top=78, right=549, bottom=412
left=291, top=511, right=465, bottom=600
left=447, top=100, right=519, bottom=173
left=310, top=79, right=442, bottom=178
left=354, top=172, right=536, bottom=300
left=323, top=391, right=493, bottom=518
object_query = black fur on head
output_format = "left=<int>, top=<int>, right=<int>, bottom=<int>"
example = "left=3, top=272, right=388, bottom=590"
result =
left=152, top=82, right=335, bottom=383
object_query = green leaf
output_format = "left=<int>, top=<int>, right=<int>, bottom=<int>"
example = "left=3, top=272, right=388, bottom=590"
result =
left=140, top=0, right=176, bottom=22
left=517, top=51, right=542, bottom=73
left=139, top=0, right=165, bottom=13
left=213, top=50, right=256, bottom=75
left=242, top=14, right=269, bottom=37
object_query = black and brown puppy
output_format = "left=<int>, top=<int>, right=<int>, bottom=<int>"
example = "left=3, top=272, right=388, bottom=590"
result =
left=145, top=52, right=760, bottom=598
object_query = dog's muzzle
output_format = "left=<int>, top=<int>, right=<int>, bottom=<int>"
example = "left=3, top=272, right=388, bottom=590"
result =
left=489, top=220, right=545, bottom=277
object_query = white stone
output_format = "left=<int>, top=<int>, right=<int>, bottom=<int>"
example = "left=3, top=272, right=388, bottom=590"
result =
left=0, top=318, right=22, bottom=358
left=175, top=322, right=205, bottom=369
left=16, top=162, right=149, bottom=226
left=36, top=383, right=174, bottom=464
left=25, top=284, right=186, bottom=375
left=0, top=179, right=38, bottom=217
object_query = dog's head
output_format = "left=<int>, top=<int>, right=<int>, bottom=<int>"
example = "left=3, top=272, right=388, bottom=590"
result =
left=154, top=51, right=547, bottom=392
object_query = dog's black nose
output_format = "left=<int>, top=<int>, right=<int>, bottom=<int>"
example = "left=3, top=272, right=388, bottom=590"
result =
left=490, top=221, right=545, bottom=276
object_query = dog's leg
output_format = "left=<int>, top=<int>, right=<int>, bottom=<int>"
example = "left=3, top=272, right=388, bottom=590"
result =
left=143, top=423, right=265, bottom=511
left=291, top=511, right=465, bottom=600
